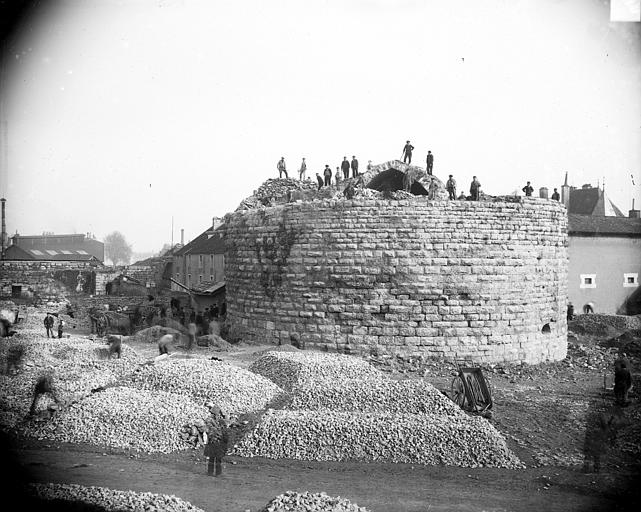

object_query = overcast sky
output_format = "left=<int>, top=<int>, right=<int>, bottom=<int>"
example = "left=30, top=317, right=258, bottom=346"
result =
left=1, top=0, right=640, bottom=254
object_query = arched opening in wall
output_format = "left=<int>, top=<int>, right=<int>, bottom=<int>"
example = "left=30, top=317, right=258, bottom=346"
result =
left=367, top=169, right=428, bottom=195
left=541, top=323, right=551, bottom=334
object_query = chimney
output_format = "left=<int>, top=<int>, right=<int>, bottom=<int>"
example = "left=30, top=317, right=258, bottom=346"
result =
left=180, top=228, right=184, bottom=245
left=561, top=172, right=571, bottom=209
left=212, top=216, right=223, bottom=230
left=630, top=199, right=640, bottom=219
left=539, top=187, right=548, bottom=199
left=1, top=198, right=6, bottom=258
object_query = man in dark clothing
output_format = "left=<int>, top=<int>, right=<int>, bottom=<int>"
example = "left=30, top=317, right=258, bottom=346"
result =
left=446, top=175, right=457, bottom=200
left=277, top=157, right=287, bottom=178
left=316, top=173, right=324, bottom=190
left=195, top=312, right=204, bottom=332
left=426, top=151, right=434, bottom=175
left=402, top=141, right=414, bottom=164
left=614, top=355, right=632, bottom=406
left=323, top=165, right=332, bottom=186
left=470, top=176, right=481, bottom=201
left=57, top=318, right=64, bottom=339
left=30, top=372, right=60, bottom=416
left=551, top=188, right=560, bottom=201
left=341, top=157, right=350, bottom=180
left=351, top=156, right=359, bottom=177
left=44, top=314, right=54, bottom=337
left=522, top=181, right=534, bottom=196
left=343, top=182, right=355, bottom=199
left=204, top=403, right=230, bottom=476
left=211, top=304, right=219, bottom=318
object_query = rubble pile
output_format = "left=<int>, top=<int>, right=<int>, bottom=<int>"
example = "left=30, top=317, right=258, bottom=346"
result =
left=236, top=178, right=317, bottom=210
left=260, top=491, right=371, bottom=512
left=232, top=409, right=524, bottom=468
left=28, top=483, right=205, bottom=512
left=248, top=351, right=385, bottom=391
left=288, top=378, right=464, bottom=416
left=22, top=386, right=208, bottom=453
left=128, top=358, right=284, bottom=417
left=128, top=325, right=184, bottom=343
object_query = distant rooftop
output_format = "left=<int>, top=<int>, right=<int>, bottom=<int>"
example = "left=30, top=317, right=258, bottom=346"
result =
left=568, top=214, right=641, bottom=237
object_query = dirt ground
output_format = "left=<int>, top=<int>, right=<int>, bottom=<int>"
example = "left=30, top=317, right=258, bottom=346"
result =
left=3, top=322, right=641, bottom=512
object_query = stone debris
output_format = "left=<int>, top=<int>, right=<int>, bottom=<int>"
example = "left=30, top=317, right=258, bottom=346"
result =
left=128, top=358, right=284, bottom=418
left=21, top=386, right=208, bottom=453
left=248, top=351, right=385, bottom=392
left=260, top=491, right=371, bottom=512
left=232, top=409, right=524, bottom=468
left=237, top=178, right=318, bottom=210
left=28, top=483, right=205, bottom=512
left=288, top=378, right=464, bottom=417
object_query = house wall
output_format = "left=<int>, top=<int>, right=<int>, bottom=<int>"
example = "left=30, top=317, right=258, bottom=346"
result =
left=223, top=197, right=568, bottom=364
left=568, top=235, right=641, bottom=314
left=173, top=253, right=224, bottom=290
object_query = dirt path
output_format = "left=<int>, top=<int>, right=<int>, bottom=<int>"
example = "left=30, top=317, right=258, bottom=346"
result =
left=9, top=444, right=636, bottom=512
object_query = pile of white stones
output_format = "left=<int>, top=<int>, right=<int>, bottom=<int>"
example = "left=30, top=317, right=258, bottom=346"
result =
left=260, top=491, right=371, bottom=512
left=22, top=386, right=208, bottom=453
left=128, top=358, right=284, bottom=417
left=248, top=351, right=385, bottom=392
left=28, top=483, right=205, bottom=512
left=233, top=409, right=524, bottom=469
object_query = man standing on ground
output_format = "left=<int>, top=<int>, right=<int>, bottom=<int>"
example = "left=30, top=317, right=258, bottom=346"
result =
left=470, top=176, right=481, bottom=201
left=324, top=164, right=332, bottom=186
left=299, top=158, right=306, bottom=180
left=402, top=140, right=414, bottom=164
left=446, top=174, right=457, bottom=200
left=341, top=157, right=350, bottom=180
left=57, top=317, right=64, bottom=339
left=551, top=188, right=560, bottom=201
left=351, top=156, right=359, bottom=178
left=44, top=314, right=54, bottom=338
left=203, top=403, right=230, bottom=477
left=277, top=157, right=287, bottom=179
left=426, top=151, right=434, bottom=175
left=522, top=181, right=534, bottom=197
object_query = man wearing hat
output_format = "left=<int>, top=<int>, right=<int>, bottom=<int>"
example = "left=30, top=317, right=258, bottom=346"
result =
left=277, top=157, right=287, bottom=179
left=203, top=403, right=230, bottom=476
left=402, top=140, right=414, bottom=164
left=446, top=174, right=457, bottom=200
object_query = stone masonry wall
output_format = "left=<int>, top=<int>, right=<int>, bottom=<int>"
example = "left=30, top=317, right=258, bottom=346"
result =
left=222, top=197, right=568, bottom=364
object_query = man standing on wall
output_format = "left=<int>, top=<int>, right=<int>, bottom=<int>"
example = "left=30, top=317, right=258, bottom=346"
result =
left=426, top=151, right=434, bottom=175
left=277, top=157, right=287, bottom=179
left=316, top=172, right=324, bottom=190
left=446, top=174, right=457, bottom=200
left=335, top=167, right=342, bottom=185
left=402, top=140, right=414, bottom=164
left=323, top=164, right=332, bottom=186
left=551, top=188, right=560, bottom=201
left=341, top=157, right=350, bottom=180
left=522, top=181, right=534, bottom=197
left=299, top=158, right=307, bottom=180
left=470, top=176, right=481, bottom=201
left=351, top=155, right=359, bottom=178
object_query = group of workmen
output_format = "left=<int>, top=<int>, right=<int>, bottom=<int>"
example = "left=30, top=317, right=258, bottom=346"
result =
left=43, top=313, right=65, bottom=339
left=277, top=155, right=370, bottom=190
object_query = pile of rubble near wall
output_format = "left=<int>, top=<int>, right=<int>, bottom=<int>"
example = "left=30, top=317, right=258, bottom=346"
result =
left=237, top=351, right=524, bottom=469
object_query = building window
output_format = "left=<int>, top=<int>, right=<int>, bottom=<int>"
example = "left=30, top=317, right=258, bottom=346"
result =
left=580, top=274, right=596, bottom=289
left=210, top=274, right=214, bottom=281
left=623, top=273, right=638, bottom=288
left=11, top=285, right=22, bottom=298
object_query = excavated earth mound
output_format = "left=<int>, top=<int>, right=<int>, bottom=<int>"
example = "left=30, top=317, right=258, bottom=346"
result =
left=260, top=491, right=371, bottom=512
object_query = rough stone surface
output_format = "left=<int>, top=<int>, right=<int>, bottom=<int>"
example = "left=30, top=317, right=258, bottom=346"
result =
left=222, top=197, right=568, bottom=363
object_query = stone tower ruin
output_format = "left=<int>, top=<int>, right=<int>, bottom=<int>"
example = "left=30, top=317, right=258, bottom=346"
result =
left=222, top=161, right=568, bottom=364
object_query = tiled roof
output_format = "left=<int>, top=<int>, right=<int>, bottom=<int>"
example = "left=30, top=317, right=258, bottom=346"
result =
left=191, top=281, right=226, bottom=295
left=3, top=244, right=101, bottom=262
left=175, top=227, right=224, bottom=256
left=568, top=214, right=641, bottom=237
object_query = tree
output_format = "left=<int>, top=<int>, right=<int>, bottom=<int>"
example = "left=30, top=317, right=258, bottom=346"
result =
left=104, top=231, right=132, bottom=266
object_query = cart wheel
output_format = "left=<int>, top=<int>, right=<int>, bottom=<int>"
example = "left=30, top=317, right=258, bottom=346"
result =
left=451, top=376, right=467, bottom=408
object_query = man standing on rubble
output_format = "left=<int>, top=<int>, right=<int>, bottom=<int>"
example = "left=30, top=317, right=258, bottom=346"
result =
left=522, top=181, right=534, bottom=197
left=402, top=140, right=414, bottom=164
left=57, top=317, right=65, bottom=339
left=44, top=314, right=54, bottom=338
left=316, top=172, right=324, bottom=190
left=351, top=156, right=359, bottom=178
left=277, top=157, right=287, bottom=179
left=426, top=151, right=434, bottom=175
left=341, top=157, right=350, bottom=180
left=299, top=158, right=306, bottom=180
left=470, top=176, right=481, bottom=201
left=323, top=164, right=332, bottom=186
left=203, top=403, right=230, bottom=477
left=446, top=174, right=457, bottom=200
